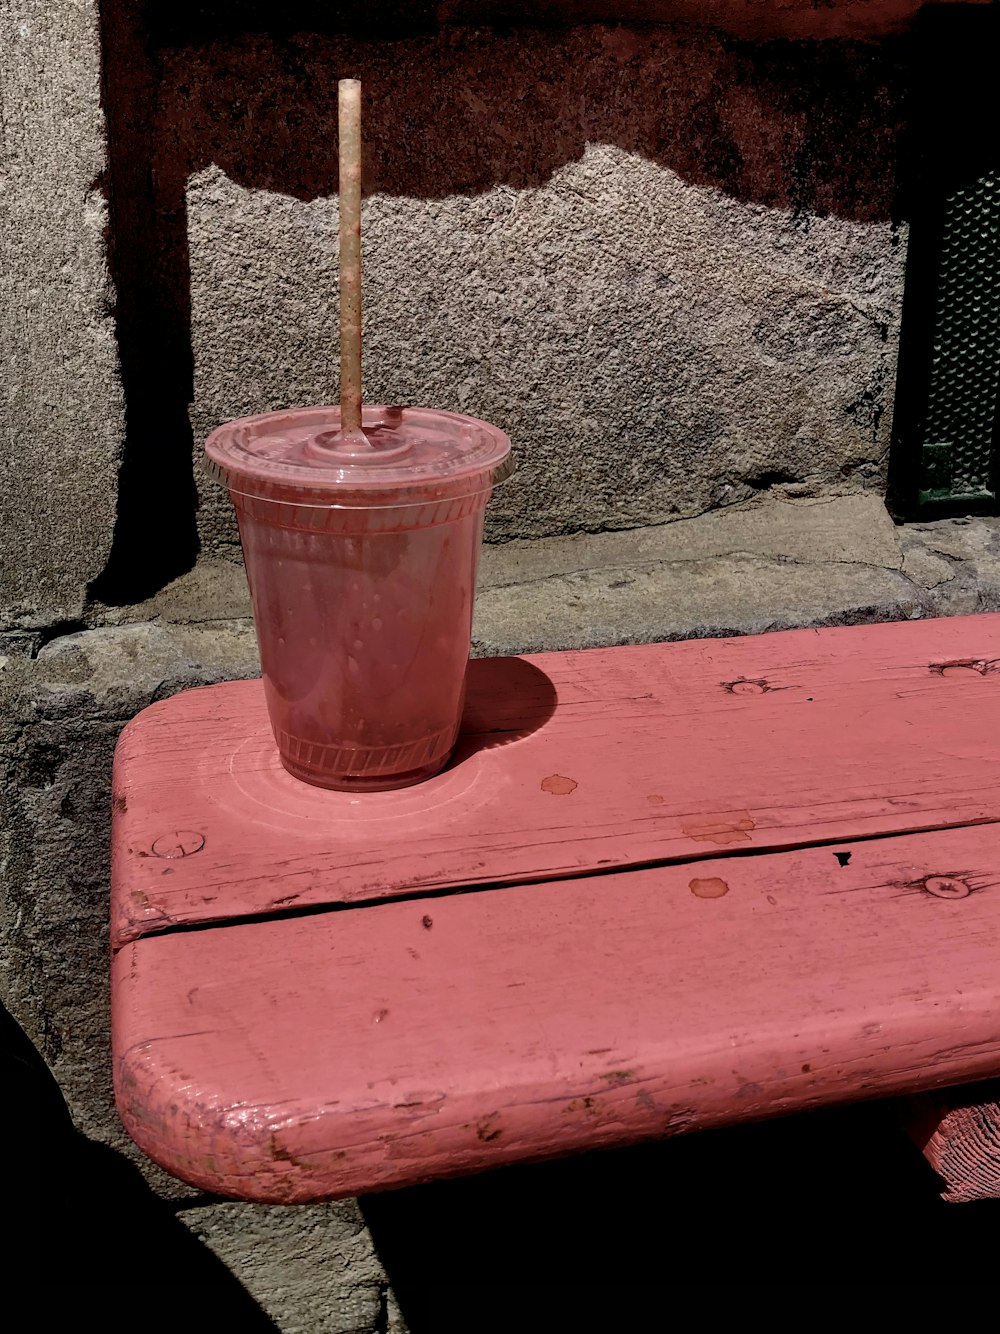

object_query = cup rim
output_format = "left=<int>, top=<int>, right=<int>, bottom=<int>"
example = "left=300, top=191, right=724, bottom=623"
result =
left=204, top=404, right=513, bottom=506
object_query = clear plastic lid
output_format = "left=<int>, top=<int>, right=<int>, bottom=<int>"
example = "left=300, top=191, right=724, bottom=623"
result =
left=205, top=405, right=513, bottom=507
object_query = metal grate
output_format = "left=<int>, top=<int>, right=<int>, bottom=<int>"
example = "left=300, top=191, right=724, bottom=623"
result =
left=888, top=6, right=1000, bottom=518
left=916, top=169, right=1000, bottom=508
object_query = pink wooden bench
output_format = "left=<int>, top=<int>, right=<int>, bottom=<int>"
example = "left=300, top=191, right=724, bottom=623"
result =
left=111, top=615, right=1000, bottom=1203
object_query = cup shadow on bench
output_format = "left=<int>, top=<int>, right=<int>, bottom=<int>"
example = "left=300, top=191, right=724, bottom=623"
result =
left=448, top=655, right=559, bottom=768
left=362, top=1103, right=1000, bottom=1323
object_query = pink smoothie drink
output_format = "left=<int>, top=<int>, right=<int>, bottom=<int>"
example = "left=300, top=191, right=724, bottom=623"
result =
left=205, top=404, right=512, bottom=790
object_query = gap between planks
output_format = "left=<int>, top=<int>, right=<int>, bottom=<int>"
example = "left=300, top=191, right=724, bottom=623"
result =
left=112, top=807, right=1000, bottom=947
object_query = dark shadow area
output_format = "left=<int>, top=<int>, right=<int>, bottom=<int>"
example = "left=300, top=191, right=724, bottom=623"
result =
left=453, top=656, right=558, bottom=762
left=887, top=3, right=1000, bottom=519
left=93, top=0, right=909, bottom=603
left=362, top=1098, right=1000, bottom=1324
left=2, top=1003, right=278, bottom=1323
left=146, top=1, right=441, bottom=44
left=158, top=30, right=905, bottom=212
left=142, top=1, right=936, bottom=47
left=90, top=1, right=200, bottom=605
left=125, top=11, right=908, bottom=219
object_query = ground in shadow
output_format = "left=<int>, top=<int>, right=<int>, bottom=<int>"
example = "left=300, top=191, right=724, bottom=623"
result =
left=2, top=1004, right=277, bottom=1324
left=363, top=1098, right=1000, bottom=1325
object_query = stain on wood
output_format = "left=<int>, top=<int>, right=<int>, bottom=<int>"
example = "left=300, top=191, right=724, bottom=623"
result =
left=689, top=876, right=730, bottom=898
left=681, top=814, right=755, bottom=846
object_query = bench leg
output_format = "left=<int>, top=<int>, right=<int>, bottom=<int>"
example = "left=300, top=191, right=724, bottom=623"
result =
left=906, top=1082, right=1000, bottom=1202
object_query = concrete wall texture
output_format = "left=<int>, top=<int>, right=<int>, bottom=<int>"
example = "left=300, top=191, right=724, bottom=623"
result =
left=0, top=0, right=989, bottom=1326
left=0, top=0, right=123, bottom=629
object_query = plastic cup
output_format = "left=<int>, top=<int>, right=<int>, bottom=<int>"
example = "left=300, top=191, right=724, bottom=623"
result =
left=205, top=405, right=512, bottom=791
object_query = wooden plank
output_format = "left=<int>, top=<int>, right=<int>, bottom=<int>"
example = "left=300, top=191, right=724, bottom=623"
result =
left=113, top=822, right=1000, bottom=1203
left=112, top=614, right=1000, bottom=944
left=905, top=1084, right=1000, bottom=1201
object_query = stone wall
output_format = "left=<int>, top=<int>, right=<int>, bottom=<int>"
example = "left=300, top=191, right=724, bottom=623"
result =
left=0, top=0, right=122, bottom=631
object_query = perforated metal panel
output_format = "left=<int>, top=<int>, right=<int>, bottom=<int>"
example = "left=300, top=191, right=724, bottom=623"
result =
left=916, top=170, right=1000, bottom=507
left=888, top=7, right=1000, bottom=518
